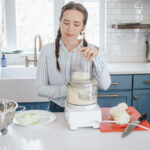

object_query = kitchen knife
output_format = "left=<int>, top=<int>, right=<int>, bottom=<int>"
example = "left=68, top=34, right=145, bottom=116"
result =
left=122, top=113, right=147, bottom=138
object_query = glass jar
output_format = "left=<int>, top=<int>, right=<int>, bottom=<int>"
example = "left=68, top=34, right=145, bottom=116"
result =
left=70, top=50, right=92, bottom=83
left=66, top=79, right=98, bottom=106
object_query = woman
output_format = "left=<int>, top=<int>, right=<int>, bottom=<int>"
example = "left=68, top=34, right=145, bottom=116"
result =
left=36, top=2, right=111, bottom=112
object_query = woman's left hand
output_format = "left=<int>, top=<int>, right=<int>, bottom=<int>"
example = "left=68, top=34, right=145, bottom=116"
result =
left=76, top=47, right=99, bottom=62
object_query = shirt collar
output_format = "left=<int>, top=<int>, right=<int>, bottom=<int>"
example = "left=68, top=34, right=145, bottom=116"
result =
left=59, top=38, right=83, bottom=53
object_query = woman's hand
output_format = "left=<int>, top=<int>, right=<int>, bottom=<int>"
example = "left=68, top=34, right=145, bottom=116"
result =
left=76, top=47, right=99, bottom=62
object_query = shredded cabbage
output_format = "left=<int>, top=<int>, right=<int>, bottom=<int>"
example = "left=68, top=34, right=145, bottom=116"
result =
left=16, top=112, right=41, bottom=126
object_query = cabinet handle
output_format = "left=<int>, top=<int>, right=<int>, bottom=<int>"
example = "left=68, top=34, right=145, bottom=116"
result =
left=111, top=82, right=119, bottom=85
left=133, top=96, right=138, bottom=100
left=144, top=81, right=150, bottom=84
left=98, top=94, right=119, bottom=97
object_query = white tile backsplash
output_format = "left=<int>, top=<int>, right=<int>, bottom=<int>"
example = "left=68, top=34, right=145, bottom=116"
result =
left=106, top=0, right=150, bottom=62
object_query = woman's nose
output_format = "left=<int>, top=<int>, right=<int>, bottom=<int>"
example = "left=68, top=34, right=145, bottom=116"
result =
left=67, top=24, right=74, bottom=32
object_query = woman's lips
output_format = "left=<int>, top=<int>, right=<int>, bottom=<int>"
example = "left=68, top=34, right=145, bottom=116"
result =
left=66, top=33, right=74, bottom=37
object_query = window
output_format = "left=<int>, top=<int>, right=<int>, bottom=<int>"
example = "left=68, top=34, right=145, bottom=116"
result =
left=4, top=0, right=54, bottom=50
left=15, top=0, right=54, bottom=50
left=3, top=0, right=106, bottom=52
left=0, top=0, right=2, bottom=49
left=0, top=0, right=6, bottom=50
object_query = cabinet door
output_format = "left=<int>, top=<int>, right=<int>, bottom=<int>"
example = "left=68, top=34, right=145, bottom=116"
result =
left=133, top=90, right=150, bottom=123
left=97, top=91, right=131, bottom=107
left=18, top=102, right=35, bottom=110
left=35, top=102, right=49, bottom=110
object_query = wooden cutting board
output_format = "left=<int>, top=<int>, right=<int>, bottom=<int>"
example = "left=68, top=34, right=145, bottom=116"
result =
left=100, top=107, right=150, bottom=132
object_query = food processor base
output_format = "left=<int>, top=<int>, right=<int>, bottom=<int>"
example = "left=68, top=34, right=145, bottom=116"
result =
left=65, top=103, right=101, bottom=130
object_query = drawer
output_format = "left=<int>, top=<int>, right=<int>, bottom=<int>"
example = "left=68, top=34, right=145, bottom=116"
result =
left=97, top=91, right=131, bottom=107
left=99, top=75, right=132, bottom=91
left=133, top=74, right=150, bottom=89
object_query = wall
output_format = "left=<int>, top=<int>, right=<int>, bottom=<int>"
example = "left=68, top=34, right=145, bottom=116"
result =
left=106, top=0, right=150, bottom=62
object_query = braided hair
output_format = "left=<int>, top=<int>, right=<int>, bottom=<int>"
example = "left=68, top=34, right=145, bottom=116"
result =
left=82, top=31, right=88, bottom=47
left=55, top=2, right=88, bottom=71
left=55, top=28, right=61, bottom=71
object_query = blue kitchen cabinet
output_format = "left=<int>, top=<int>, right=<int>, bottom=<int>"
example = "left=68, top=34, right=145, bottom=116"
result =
left=18, top=102, right=35, bottom=110
left=98, top=74, right=132, bottom=107
left=35, top=102, right=49, bottom=110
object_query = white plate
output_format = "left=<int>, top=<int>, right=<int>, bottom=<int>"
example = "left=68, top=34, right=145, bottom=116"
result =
left=14, top=110, right=56, bottom=127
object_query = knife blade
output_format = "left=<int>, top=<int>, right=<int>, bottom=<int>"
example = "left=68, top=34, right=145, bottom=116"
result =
left=122, top=113, right=147, bottom=138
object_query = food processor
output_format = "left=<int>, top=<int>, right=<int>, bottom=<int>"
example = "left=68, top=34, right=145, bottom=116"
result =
left=65, top=50, right=101, bottom=130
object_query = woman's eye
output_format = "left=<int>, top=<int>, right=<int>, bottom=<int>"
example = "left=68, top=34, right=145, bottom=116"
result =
left=74, top=24, right=79, bottom=27
left=64, top=22, right=69, bottom=25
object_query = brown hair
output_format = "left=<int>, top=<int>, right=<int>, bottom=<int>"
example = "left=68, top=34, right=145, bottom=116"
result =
left=55, top=2, right=88, bottom=71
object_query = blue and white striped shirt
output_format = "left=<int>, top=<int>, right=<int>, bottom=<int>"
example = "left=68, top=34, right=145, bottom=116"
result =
left=36, top=39, right=111, bottom=107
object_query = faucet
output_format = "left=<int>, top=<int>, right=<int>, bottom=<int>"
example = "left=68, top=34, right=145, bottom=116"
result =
left=25, top=34, right=42, bottom=67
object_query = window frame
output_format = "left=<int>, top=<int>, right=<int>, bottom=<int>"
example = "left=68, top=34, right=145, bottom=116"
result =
left=99, top=0, right=106, bottom=52
left=4, top=0, right=17, bottom=49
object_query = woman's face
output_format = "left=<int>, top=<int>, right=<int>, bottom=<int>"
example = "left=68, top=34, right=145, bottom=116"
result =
left=60, top=9, right=84, bottom=41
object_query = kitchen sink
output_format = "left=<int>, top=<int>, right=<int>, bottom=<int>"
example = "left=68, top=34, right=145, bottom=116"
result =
left=0, top=65, right=37, bottom=79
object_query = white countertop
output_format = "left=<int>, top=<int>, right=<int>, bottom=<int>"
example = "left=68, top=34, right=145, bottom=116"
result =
left=1, top=63, right=150, bottom=75
left=0, top=113, right=150, bottom=150
left=108, top=62, right=150, bottom=74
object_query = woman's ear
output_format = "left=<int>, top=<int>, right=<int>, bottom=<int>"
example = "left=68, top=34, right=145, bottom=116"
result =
left=80, top=26, right=85, bottom=34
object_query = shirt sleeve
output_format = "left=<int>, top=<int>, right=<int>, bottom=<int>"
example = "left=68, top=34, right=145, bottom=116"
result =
left=36, top=45, right=66, bottom=99
left=90, top=45, right=111, bottom=90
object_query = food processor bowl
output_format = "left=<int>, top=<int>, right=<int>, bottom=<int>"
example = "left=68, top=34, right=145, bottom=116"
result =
left=67, top=79, right=98, bottom=106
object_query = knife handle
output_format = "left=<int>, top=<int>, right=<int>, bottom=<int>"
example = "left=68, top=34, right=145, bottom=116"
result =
left=138, top=113, right=147, bottom=122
